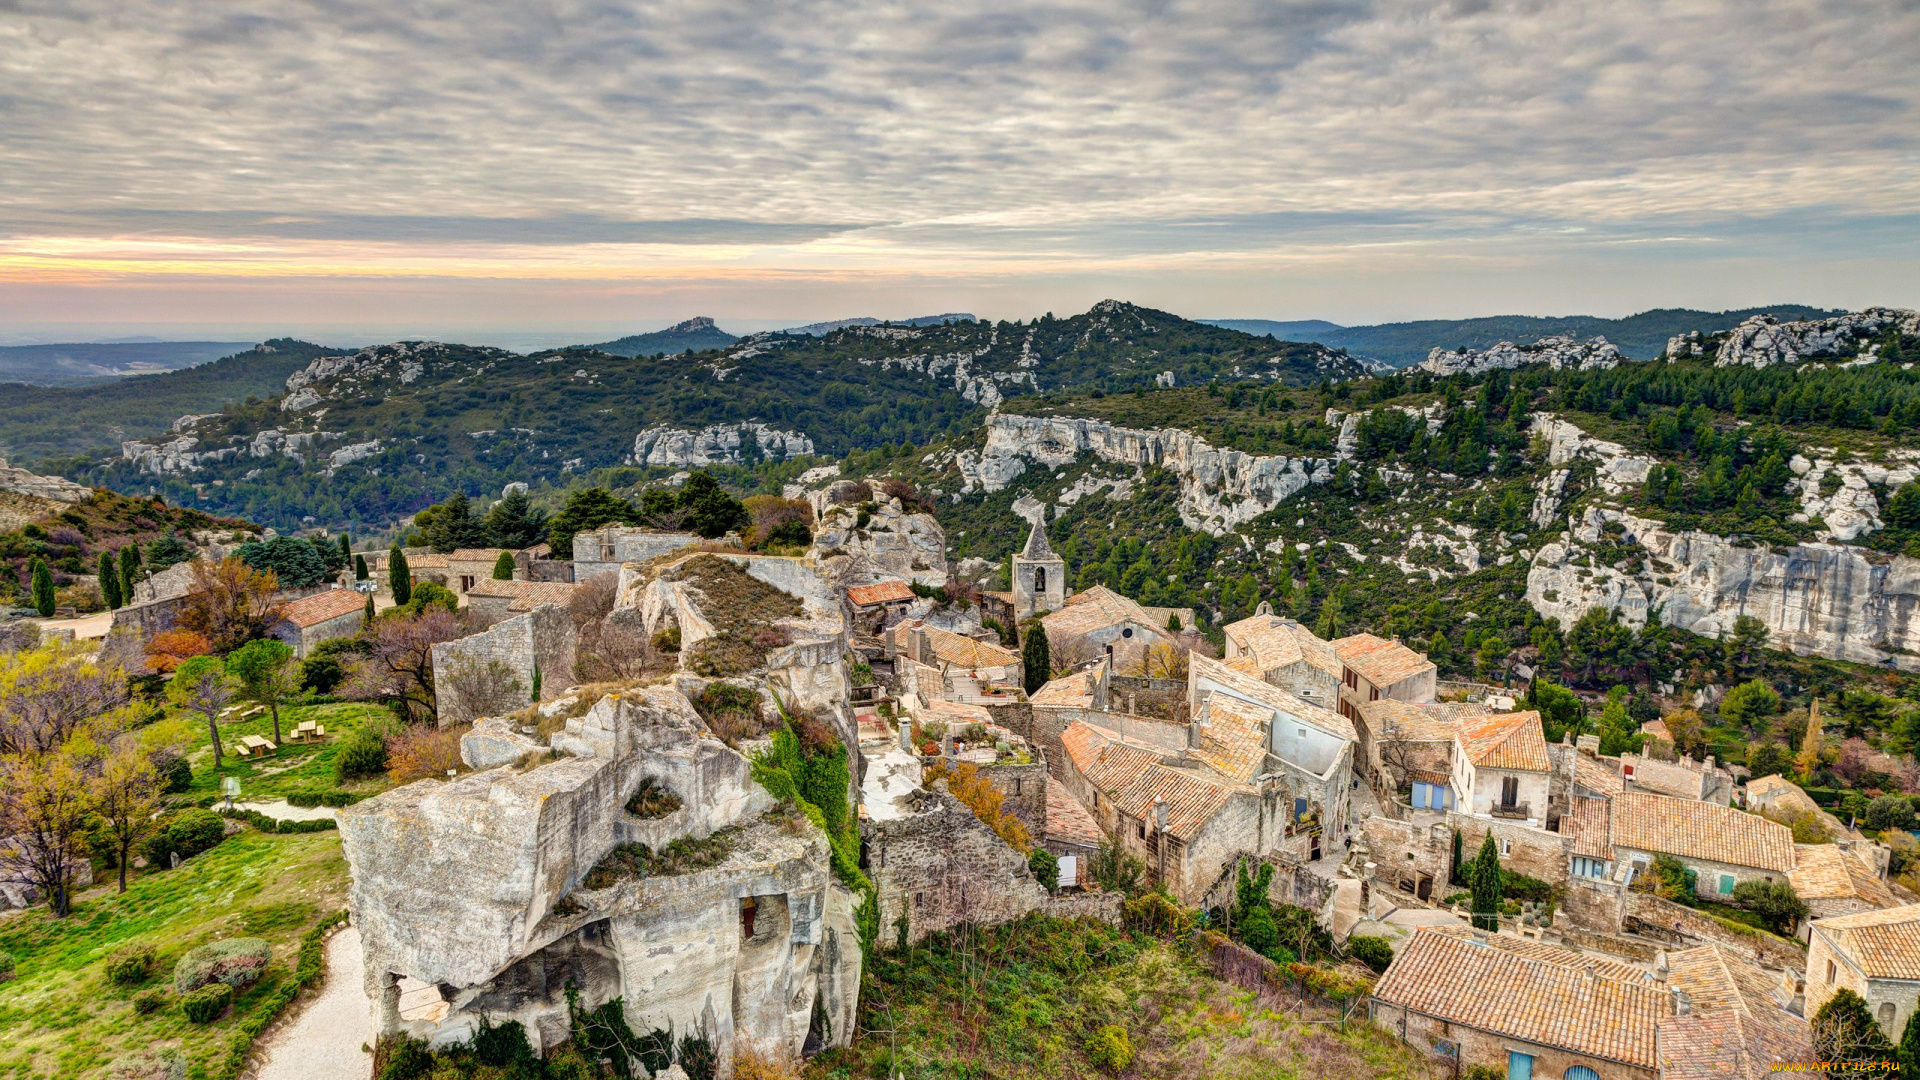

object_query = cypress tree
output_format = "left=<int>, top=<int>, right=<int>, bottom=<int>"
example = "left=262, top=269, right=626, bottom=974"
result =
left=1896, top=1006, right=1920, bottom=1078
left=531, top=662, right=542, bottom=702
left=388, top=545, right=412, bottom=606
left=493, top=551, right=516, bottom=580
left=118, top=544, right=140, bottom=604
left=29, top=557, right=55, bottom=617
left=338, top=533, right=351, bottom=563
left=97, top=551, right=122, bottom=609
left=354, top=554, right=369, bottom=580
left=1021, top=621, right=1051, bottom=695
left=1469, top=834, right=1504, bottom=931
left=363, top=591, right=375, bottom=623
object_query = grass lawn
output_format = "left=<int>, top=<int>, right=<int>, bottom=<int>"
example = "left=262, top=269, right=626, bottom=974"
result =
left=0, top=830, right=348, bottom=1080
left=808, top=916, right=1431, bottom=1080
left=175, top=699, right=394, bottom=803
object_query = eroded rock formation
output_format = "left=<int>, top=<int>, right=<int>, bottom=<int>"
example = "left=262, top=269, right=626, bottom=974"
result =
left=1419, top=335, right=1622, bottom=376
left=632, top=422, right=816, bottom=467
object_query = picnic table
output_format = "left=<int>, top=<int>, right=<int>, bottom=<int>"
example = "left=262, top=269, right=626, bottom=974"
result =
left=289, top=720, right=328, bottom=744
left=235, top=734, right=277, bottom=758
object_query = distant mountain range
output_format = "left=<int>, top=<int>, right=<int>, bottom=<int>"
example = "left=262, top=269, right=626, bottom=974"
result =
left=0, top=340, right=257, bottom=387
left=1203, top=306, right=1846, bottom=367
left=584, top=317, right=739, bottom=358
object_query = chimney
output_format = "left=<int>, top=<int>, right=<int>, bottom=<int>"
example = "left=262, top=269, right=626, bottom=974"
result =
left=1188, top=697, right=1208, bottom=750
left=1671, top=988, right=1692, bottom=1016
left=1154, top=797, right=1169, bottom=834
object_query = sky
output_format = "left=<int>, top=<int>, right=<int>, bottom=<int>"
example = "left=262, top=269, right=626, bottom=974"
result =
left=2, top=0, right=1917, bottom=345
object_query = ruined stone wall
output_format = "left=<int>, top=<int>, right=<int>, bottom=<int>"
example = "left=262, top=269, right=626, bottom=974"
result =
left=1361, top=816, right=1454, bottom=899
left=1622, top=892, right=1805, bottom=969
left=1621, top=751, right=1731, bottom=805
left=572, top=527, right=700, bottom=581
left=980, top=760, right=1048, bottom=839
left=431, top=604, right=576, bottom=726
left=1042, top=890, right=1123, bottom=927
left=864, top=790, right=1048, bottom=945
left=1027, top=705, right=1186, bottom=782
left=1561, top=878, right=1627, bottom=933
left=1453, top=815, right=1570, bottom=889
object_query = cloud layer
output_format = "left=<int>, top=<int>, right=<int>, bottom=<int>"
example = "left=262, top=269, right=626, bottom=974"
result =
left=1, top=0, right=1916, bottom=328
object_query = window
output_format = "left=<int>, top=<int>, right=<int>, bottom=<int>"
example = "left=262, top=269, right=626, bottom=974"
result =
left=1573, top=857, right=1613, bottom=880
left=1033, top=566, right=1047, bottom=593
left=1500, top=838, right=1512, bottom=856
left=1014, top=778, right=1022, bottom=795
left=1718, top=873, right=1736, bottom=895
left=1122, top=627, right=1133, bottom=639
left=1623, top=763, right=1636, bottom=780
left=1881, top=1003, right=1897, bottom=1030
left=1828, top=960, right=1837, bottom=983
left=1500, top=775, right=1519, bottom=808
left=1566, top=1067, right=1601, bottom=1080
left=1137, top=823, right=1146, bottom=839
left=739, top=897, right=758, bottom=940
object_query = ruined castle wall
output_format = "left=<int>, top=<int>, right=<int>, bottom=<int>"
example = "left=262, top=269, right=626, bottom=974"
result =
left=864, top=791, right=1048, bottom=945
left=432, top=604, right=576, bottom=725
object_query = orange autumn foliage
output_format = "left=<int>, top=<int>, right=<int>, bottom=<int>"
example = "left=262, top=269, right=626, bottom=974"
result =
left=924, top=759, right=1032, bottom=853
left=145, top=629, right=213, bottom=673
left=385, top=725, right=467, bottom=783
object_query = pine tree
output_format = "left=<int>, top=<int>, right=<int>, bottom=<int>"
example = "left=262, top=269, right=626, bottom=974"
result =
left=493, top=551, right=516, bottom=580
left=1469, top=834, right=1504, bottom=931
left=388, top=545, right=412, bottom=606
left=29, top=557, right=55, bottom=617
left=98, top=551, right=122, bottom=609
left=1021, top=621, right=1051, bottom=695
left=354, top=554, right=369, bottom=580
left=118, top=544, right=140, bottom=604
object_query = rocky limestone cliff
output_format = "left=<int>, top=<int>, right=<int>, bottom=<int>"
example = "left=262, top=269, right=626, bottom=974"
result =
left=1668, top=308, right=1920, bottom=368
left=958, top=413, right=1336, bottom=536
left=0, top=458, right=90, bottom=505
left=805, top=478, right=949, bottom=586
left=1419, top=335, right=1622, bottom=377
left=281, top=340, right=510, bottom=411
left=1527, top=506, right=1920, bottom=668
left=631, top=421, right=815, bottom=467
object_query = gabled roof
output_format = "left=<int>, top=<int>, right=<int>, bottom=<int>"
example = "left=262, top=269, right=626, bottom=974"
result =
left=1060, top=718, right=1253, bottom=841
left=448, top=547, right=510, bottom=562
left=1426, top=925, right=1650, bottom=983
left=1665, top=944, right=1793, bottom=1021
left=1193, top=694, right=1271, bottom=784
left=1574, top=754, right=1625, bottom=797
left=1190, top=652, right=1355, bottom=742
left=1332, top=632, right=1434, bottom=689
left=1809, top=904, right=1920, bottom=978
left=1223, top=614, right=1343, bottom=681
left=847, top=580, right=917, bottom=607
left=1372, top=928, right=1668, bottom=1067
left=1030, top=669, right=1096, bottom=707
left=1045, top=783, right=1103, bottom=849
left=1455, top=710, right=1550, bottom=772
left=1608, top=792, right=1795, bottom=873
left=1019, top=519, right=1057, bottom=561
left=1561, top=796, right=1613, bottom=859
left=1659, top=944, right=1813, bottom=1080
left=465, top=578, right=578, bottom=611
left=276, top=588, right=366, bottom=628
left=1359, top=699, right=1463, bottom=743
left=1041, top=584, right=1167, bottom=640
left=1789, top=844, right=1897, bottom=908
left=919, top=624, right=1020, bottom=670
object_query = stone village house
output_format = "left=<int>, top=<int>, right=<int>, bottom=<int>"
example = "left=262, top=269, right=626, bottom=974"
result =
left=1805, top=903, right=1920, bottom=1040
left=269, top=587, right=368, bottom=658
left=1452, top=710, right=1553, bottom=829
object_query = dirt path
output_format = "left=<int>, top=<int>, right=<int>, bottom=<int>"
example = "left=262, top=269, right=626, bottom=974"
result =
left=252, top=925, right=374, bottom=1080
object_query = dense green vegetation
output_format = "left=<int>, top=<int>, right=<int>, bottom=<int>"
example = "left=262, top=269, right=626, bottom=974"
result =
left=0, top=340, right=335, bottom=462
left=0, top=488, right=250, bottom=608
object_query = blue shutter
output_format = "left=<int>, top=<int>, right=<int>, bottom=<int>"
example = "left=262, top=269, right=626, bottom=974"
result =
left=1508, top=1052, right=1534, bottom=1080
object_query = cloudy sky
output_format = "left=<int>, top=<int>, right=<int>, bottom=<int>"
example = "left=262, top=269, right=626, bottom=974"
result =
left=2, top=0, right=1917, bottom=343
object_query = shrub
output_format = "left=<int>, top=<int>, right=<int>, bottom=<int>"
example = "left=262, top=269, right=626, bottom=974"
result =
left=298, top=655, right=345, bottom=694
left=334, top=726, right=389, bottom=781
left=1348, top=935, right=1395, bottom=974
left=1868, top=794, right=1916, bottom=834
left=166, top=808, right=227, bottom=859
left=1122, top=891, right=1193, bottom=938
left=180, top=983, right=233, bottom=1023
left=1085, top=1024, right=1133, bottom=1074
left=626, top=778, right=683, bottom=818
left=160, top=756, right=193, bottom=794
left=386, top=725, right=465, bottom=783
left=0, top=950, right=13, bottom=984
left=1465, top=1066, right=1506, bottom=1080
left=106, top=943, right=156, bottom=985
left=108, top=1048, right=186, bottom=1080
left=132, top=987, right=168, bottom=1014
left=286, top=788, right=358, bottom=808
left=1028, top=848, right=1060, bottom=891
left=173, top=937, right=272, bottom=994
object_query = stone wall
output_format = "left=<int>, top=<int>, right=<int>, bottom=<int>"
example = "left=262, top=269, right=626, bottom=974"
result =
left=1360, top=817, right=1454, bottom=900
left=1041, top=890, right=1123, bottom=927
left=1621, top=891, right=1805, bottom=969
left=572, top=526, right=701, bottom=581
left=1561, top=878, right=1627, bottom=933
left=863, top=787, right=1049, bottom=945
left=431, top=604, right=576, bottom=726
left=979, top=759, right=1048, bottom=839
left=1454, top=816, right=1570, bottom=889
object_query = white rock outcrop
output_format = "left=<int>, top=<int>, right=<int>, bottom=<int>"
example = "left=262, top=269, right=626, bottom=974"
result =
left=1419, top=336, right=1622, bottom=376
left=1699, top=308, right=1919, bottom=369
left=957, top=413, right=1335, bottom=536
left=0, top=458, right=90, bottom=505
left=1527, top=506, right=1920, bottom=668
left=632, top=422, right=815, bottom=467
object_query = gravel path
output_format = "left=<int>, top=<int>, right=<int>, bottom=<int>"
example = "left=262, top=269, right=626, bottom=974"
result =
left=233, top=800, right=340, bottom=823
left=253, top=925, right=374, bottom=1080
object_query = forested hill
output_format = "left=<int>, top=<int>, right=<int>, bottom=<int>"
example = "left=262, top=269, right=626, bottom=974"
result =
left=1207, top=305, right=1844, bottom=367
left=584, top=316, right=738, bottom=357
left=0, top=340, right=343, bottom=464
left=76, top=301, right=1364, bottom=533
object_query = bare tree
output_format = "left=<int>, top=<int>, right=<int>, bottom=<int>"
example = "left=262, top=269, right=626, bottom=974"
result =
left=576, top=608, right=664, bottom=682
left=0, top=748, right=92, bottom=916
left=1049, top=634, right=1103, bottom=678
left=176, top=557, right=283, bottom=653
left=345, top=609, right=462, bottom=724
left=1138, top=640, right=1190, bottom=680
left=0, top=641, right=130, bottom=756
left=439, top=655, right=525, bottom=725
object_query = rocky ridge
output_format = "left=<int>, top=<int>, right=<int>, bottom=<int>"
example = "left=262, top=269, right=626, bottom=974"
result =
left=632, top=422, right=816, bottom=467
left=1418, top=335, right=1623, bottom=377
left=1666, top=308, right=1920, bottom=368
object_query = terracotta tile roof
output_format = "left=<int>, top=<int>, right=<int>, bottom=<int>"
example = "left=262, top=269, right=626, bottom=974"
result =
left=1608, top=793, right=1795, bottom=873
left=1641, top=718, right=1674, bottom=743
left=1190, top=653, right=1355, bottom=742
left=408, top=554, right=450, bottom=570
left=1575, top=755, right=1625, bottom=796
left=1665, top=944, right=1792, bottom=1021
left=466, top=578, right=578, bottom=610
left=1333, top=633, right=1434, bottom=689
left=448, top=547, right=510, bottom=562
left=1030, top=670, right=1095, bottom=707
left=1809, top=904, right=1920, bottom=978
left=847, top=580, right=917, bottom=607
left=1223, top=614, right=1306, bottom=670
left=1744, top=774, right=1796, bottom=798
left=276, top=588, right=367, bottom=628
left=1359, top=699, right=1461, bottom=743
left=1041, top=584, right=1168, bottom=640
left=1455, top=710, right=1550, bottom=772
left=1223, top=655, right=1266, bottom=678
left=1107, top=763, right=1240, bottom=842
left=918, top=699, right=993, bottom=728
left=1658, top=1010, right=1812, bottom=1080
left=1789, top=844, right=1897, bottom=907
left=919, top=624, right=1019, bottom=670
left=1372, top=927, right=1669, bottom=1067
left=1562, top=796, right=1614, bottom=859
left=1045, top=783, right=1103, bottom=848
left=1194, top=694, right=1271, bottom=783
left=1427, top=925, right=1649, bottom=984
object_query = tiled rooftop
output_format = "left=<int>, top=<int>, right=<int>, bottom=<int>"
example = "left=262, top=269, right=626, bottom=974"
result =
left=1041, top=584, right=1165, bottom=640
left=1190, top=653, right=1355, bottom=742
left=1561, top=796, right=1613, bottom=859
left=1788, top=844, right=1897, bottom=907
left=1372, top=927, right=1668, bottom=1067
left=1332, top=632, right=1434, bottom=689
left=1574, top=754, right=1625, bottom=797
left=846, top=580, right=917, bottom=607
left=276, top=588, right=367, bottom=628
left=919, top=624, right=1020, bottom=670
left=1810, top=904, right=1920, bottom=978
left=1456, top=710, right=1550, bottom=772
left=1045, top=783, right=1103, bottom=849
left=1608, top=792, right=1795, bottom=873
left=1030, top=669, right=1096, bottom=707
